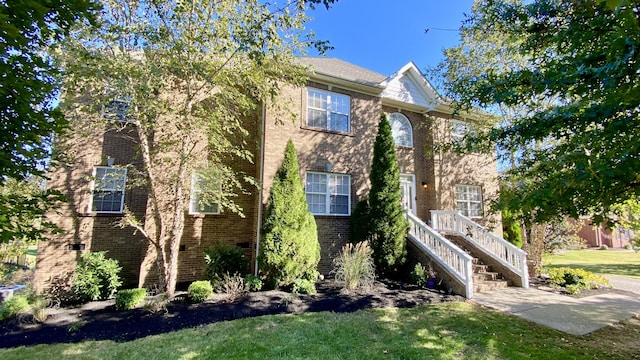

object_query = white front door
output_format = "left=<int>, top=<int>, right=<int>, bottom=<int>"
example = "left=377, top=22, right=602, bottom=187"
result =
left=399, top=174, right=417, bottom=215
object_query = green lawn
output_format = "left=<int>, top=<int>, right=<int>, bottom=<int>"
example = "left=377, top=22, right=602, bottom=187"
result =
left=544, top=249, right=640, bottom=278
left=2, top=302, right=638, bottom=360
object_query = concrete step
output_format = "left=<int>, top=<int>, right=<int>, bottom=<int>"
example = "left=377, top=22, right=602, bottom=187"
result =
left=474, top=279, right=510, bottom=293
left=474, top=271, right=500, bottom=281
left=473, top=264, right=490, bottom=273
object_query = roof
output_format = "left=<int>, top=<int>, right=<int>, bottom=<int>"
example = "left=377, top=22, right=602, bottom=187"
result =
left=297, top=57, right=387, bottom=89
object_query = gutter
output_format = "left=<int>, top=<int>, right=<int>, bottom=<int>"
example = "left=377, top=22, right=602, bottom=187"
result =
left=254, top=103, right=267, bottom=276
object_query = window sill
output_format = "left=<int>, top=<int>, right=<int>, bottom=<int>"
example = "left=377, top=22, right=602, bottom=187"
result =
left=77, top=212, right=123, bottom=217
left=188, top=213, right=221, bottom=218
left=300, top=125, right=354, bottom=137
left=312, top=214, right=351, bottom=218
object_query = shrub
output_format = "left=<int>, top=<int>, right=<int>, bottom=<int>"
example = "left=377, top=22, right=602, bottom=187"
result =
left=292, top=278, right=316, bottom=294
left=204, top=243, right=249, bottom=288
left=144, top=293, right=170, bottom=313
left=72, top=251, right=122, bottom=302
left=350, top=199, right=372, bottom=244
left=30, top=296, right=48, bottom=323
left=367, top=115, right=409, bottom=276
left=220, top=274, right=246, bottom=302
left=502, top=209, right=523, bottom=248
left=187, top=280, right=213, bottom=303
left=546, top=267, right=610, bottom=294
left=115, top=288, right=147, bottom=311
left=259, top=140, right=320, bottom=289
left=0, top=295, right=29, bottom=321
left=624, top=243, right=633, bottom=250
left=599, top=244, right=609, bottom=250
left=244, top=274, right=263, bottom=292
left=410, top=263, right=428, bottom=288
left=331, top=241, right=375, bottom=290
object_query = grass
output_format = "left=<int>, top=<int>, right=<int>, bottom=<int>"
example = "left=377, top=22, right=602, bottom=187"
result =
left=544, top=249, right=640, bottom=278
left=2, top=302, right=639, bottom=359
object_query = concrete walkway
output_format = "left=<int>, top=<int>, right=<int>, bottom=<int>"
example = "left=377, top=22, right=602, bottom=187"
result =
left=472, top=287, right=640, bottom=336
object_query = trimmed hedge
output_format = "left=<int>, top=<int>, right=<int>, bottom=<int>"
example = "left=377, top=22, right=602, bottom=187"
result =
left=115, top=288, right=147, bottom=311
left=188, top=280, right=213, bottom=303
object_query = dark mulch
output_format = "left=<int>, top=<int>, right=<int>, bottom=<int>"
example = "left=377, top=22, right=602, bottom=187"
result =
left=528, top=275, right=636, bottom=298
left=0, top=279, right=464, bottom=349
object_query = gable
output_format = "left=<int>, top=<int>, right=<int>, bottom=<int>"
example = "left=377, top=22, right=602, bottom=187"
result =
left=380, top=62, right=441, bottom=111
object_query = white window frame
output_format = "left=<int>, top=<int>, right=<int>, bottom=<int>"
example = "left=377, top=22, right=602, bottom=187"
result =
left=189, top=172, right=220, bottom=215
left=451, top=120, right=469, bottom=144
left=305, top=172, right=351, bottom=216
left=102, top=99, right=130, bottom=123
left=389, top=112, right=413, bottom=147
left=89, top=166, right=127, bottom=214
left=455, top=184, right=483, bottom=218
left=306, top=88, right=351, bottom=133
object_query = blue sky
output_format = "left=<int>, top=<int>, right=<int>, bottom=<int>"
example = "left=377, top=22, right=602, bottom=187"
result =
left=306, top=0, right=475, bottom=76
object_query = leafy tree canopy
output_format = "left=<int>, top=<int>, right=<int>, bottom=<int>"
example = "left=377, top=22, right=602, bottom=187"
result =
left=0, top=0, right=99, bottom=181
left=437, top=0, right=640, bottom=225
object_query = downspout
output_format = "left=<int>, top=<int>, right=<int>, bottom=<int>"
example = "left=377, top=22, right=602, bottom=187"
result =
left=254, top=103, right=267, bottom=276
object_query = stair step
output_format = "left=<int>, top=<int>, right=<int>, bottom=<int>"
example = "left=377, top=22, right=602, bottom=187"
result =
left=474, top=279, right=510, bottom=293
left=474, top=272, right=500, bottom=281
left=473, top=264, right=490, bottom=273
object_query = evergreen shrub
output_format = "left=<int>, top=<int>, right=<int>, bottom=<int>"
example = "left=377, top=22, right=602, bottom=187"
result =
left=204, top=243, right=248, bottom=289
left=259, top=140, right=320, bottom=290
left=0, top=295, right=29, bottom=321
left=187, top=280, right=213, bottom=303
left=292, top=278, right=316, bottom=294
left=115, top=288, right=147, bottom=311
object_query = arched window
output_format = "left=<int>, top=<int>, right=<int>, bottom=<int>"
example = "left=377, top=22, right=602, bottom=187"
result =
left=389, top=112, right=413, bottom=147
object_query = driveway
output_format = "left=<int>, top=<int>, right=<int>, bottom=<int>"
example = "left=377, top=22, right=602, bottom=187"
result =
left=604, top=274, right=640, bottom=295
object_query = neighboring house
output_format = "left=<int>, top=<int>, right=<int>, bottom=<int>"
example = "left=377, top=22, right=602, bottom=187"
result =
left=576, top=219, right=634, bottom=249
left=34, top=57, right=502, bottom=292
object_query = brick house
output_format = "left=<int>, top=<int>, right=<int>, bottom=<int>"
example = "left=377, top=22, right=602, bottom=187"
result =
left=34, top=57, right=502, bottom=291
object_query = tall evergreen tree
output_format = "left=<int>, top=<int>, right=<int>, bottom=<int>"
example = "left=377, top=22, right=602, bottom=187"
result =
left=259, top=140, right=320, bottom=289
left=368, top=114, right=409, bottom=276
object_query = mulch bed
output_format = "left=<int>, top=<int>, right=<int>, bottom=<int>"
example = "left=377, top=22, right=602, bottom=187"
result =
left=0, top=279, right=464, bottom=349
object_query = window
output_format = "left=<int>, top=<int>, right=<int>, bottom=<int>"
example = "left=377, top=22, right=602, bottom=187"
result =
left=389, top=113, right=413, bottom=147
left=306, top=88, right=350, bottom=133
left=89, top=167, right=127, bottom=213
left=102, top=100, right=130, bottom=122
left=305, top=172, right=350, bottom=215
left=455, top=185, right=483, bottom=218
left=189, top=172, right=220, bottom=215
left=451, top=120, right=469, bottom=144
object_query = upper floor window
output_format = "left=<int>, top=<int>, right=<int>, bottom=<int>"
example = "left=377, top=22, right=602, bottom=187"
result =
left=89, top=166, right=127, bottom=213
left=305, top=172, right=351, bottom=215
left=189, top=172, right=220, bottom=215
left=102, top=100, right=130, bottom=123
left=389, top=112, right=413, bottom=147
left=451, top=120, right=469, bottom=144
left=455, top=184, right=483, bottom=218
left=306, top=88, right=350, bottom=133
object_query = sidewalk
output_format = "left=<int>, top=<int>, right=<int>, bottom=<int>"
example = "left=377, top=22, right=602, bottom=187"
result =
left=472, top=287, right=640, bottom=336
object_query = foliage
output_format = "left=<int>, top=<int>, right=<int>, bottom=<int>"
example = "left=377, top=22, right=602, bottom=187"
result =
left=187, top=281, right=213, bottom=303
left=244, top=274, right=263, bottom=292
left=220, top=274, right=246, bottom=302
left=30, top=296, right=48, bottom=323
left=349, top=199, right=372, bottom=244
left=545, top=267, right=610, bottom=295
left=72, top=251, right=122, bottom=302
left=501, top=208, right=523, bottom=248
left=331, top=241, right=375, bottom=290
left=543, top=218, right=586, bottom=254
left=115, top=288, right=147, bottom=311
left=0, top=295, right=29, bottom=321
left=367, top=114, right=409, bottom=276
left=203, top=244, right=249, bottom=289
left=291, top=278, right=316, bottom=295
left=59, top=0, right=335, bottom=295
left=260, top=140, right=320, bottom=288
left=0, top=0, right=98, bottom=181
left=437, top=0, right=640, bottom=226
left=0, top=178, right=65, bottom=248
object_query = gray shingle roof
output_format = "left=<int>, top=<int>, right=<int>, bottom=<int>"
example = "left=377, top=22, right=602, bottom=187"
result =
left=297, top=57, right=387, bottom=87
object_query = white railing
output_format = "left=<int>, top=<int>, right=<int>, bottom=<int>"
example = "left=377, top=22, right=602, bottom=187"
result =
left=431, top=210, right=529, bottom=288
left=405, top=212, right=475, bottom=298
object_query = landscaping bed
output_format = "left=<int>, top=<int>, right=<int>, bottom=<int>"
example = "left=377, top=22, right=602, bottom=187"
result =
left=0, top=278, right=463, bottom=348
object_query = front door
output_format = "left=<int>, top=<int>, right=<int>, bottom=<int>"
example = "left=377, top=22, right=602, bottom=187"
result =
left=400, top=174, right=417, bottom=215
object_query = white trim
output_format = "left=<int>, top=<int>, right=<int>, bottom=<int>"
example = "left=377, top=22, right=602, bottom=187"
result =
left=451, top=120, right=469, bottom=144
left=88, top=166, right=127, bottom=214
left=305, top=171, right=351, bottom=216
left=454, top=184, right=483, bottom=218
left=400, top=174, right=417, bottom=215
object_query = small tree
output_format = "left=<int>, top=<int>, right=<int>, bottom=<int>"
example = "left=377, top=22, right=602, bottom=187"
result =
left=259, top=140, right=320, bottom=289
left=368, top=114, right=409, bottom=276
left=502, top=208, right=523, bottom=248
